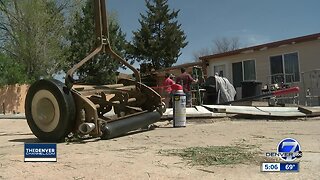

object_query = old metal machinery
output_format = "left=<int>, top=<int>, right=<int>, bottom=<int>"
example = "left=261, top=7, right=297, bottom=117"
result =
left=25, top=0, right=165, bottom=142
left=191, top=66, right=205, bottom=105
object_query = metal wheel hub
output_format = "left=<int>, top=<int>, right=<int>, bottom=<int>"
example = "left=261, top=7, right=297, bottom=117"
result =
left=31, top=90, right=60, bottom=132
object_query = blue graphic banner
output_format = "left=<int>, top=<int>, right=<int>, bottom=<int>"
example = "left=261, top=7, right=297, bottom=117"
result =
left=24, top=143, right=57, bottom=162
left=280, top=162, right=299, bottom=172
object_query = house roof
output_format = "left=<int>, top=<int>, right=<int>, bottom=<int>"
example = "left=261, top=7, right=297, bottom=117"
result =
left=199, top=33, right=320, bottom=61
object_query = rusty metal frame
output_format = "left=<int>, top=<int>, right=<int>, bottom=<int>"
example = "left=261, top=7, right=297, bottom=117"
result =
left=72, top=90, right=101, bottom=136
left=63, top=0, right=164, bottom=138
left=65, top=0, right=140, bottom=89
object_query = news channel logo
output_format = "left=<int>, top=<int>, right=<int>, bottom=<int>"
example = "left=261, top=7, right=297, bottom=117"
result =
left=24, top=143, right=57, bottom=162
left=266, top=138, right=302, bottom=161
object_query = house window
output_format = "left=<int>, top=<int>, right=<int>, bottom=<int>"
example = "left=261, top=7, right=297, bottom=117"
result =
left=243, top=60, right=256, bottom=80
left=232, top=62, right=242, bottom=88
left=232, top=60, right=256, bottom=87
left=270, top=52, right=299, bottom=84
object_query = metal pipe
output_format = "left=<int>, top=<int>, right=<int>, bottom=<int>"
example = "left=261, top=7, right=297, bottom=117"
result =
left=79, top=123, right=96, bottom=134
left=101, top=111, right=161, bottom=139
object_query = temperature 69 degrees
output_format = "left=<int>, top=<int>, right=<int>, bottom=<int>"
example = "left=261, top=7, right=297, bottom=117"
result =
left=261, top=162, right=299, bottom=172
left=286, top=164, right=295, bottom=170
left=280, top=162, right=299, bottom=172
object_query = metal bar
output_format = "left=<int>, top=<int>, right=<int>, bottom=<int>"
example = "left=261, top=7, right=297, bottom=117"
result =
left=65, top=0, right=141, bottom=87
left=219, top=87, right=300, bottom=105
left=94, top=0, right=102, bottom=44
left=105, top=46, right=141, bottom=82
left=73, top=84, right=125, bottom=91
left=100, top=0, right=108, bottom=39
left=66, top=45, right=103, bottom=87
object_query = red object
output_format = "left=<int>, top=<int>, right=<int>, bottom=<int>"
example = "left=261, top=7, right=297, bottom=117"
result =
left=220, top=86, right=300, bottom=105
left=273, top=87, right=300, bottom=96
left=162, top=78, right=174, bottom=93
left=171, top=84, right=183, bottom=91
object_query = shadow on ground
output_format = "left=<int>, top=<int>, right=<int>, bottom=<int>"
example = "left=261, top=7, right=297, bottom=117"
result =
left=9, top=137, right=39, bottom=143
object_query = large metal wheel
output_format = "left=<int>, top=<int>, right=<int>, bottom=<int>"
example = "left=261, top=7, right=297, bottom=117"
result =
left=25, top=79, right=76, bottom=142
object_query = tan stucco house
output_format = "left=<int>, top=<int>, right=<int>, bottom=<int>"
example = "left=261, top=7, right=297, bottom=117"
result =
left=200, top=33, right=320, bottom=105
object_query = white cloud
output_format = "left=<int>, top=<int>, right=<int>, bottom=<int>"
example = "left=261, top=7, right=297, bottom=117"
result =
left=241, top=34, right=271, bottom=47
left=222, top=29, right=271, bottom=48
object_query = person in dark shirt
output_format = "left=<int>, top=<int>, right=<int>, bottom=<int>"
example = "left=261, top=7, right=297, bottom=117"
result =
left=175, top=68, right=197, bottom=107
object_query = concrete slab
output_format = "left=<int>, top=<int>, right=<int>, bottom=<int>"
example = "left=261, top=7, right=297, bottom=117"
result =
left=203, top=105, right=306, bottom=117
left=161, top=107, right=226, bottom=119
left=195, top=106, right=227, bottom=117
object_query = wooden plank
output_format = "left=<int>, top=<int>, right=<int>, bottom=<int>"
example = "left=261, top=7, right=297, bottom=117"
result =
left=195, top=106, right=213, bottom=113
left=161, top=107, right=226, bottom=119
left=202, top=105, right=306, bottom=117
left=298, top=106, right=320, bottom=115
left=204, top=105, right=302, bottom=112
left=194, top=106, right=227, bottom=117
left=231, top=101, right=269, bottom=107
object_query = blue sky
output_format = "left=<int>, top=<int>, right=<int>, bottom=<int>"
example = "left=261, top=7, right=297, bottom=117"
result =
left=108, top=0, right=320, bottom=66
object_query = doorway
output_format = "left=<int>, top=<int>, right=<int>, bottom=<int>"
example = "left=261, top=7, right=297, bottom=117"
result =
left=214, top=64, right=226, bottom=77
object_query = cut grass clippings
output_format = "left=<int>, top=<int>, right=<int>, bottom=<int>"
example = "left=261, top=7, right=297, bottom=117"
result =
left=160, top=144, right=260, bottom=166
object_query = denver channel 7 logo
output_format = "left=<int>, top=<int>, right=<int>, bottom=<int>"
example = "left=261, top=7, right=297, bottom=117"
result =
left=266, top=138, right=302, bottom=161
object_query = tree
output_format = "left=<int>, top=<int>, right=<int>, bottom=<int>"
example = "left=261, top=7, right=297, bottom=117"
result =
left=0, top=0, right=69, bottom=82
left=130, top=0, right=188, bottom=70
left=192, top=48, right=211, bottom=61
left=0, top=52, right=27, bottom=85
left=213, top=37, right=240, bottom=54
left=193, top=37, right=241, bottom=61
left=65, top=1, right=128, bottom=84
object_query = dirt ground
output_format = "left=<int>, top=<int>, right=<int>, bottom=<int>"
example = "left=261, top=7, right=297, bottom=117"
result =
left=0, top=117, right=319, bottom=180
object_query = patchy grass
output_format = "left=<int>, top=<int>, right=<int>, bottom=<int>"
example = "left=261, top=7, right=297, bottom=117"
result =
left=160, top=144, right=261, bottom=166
